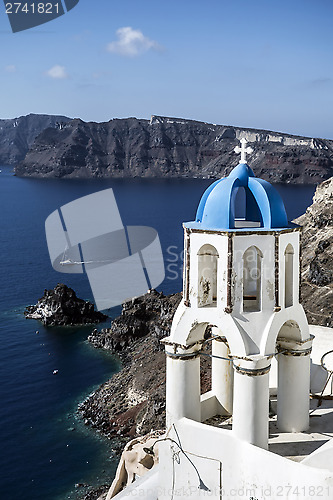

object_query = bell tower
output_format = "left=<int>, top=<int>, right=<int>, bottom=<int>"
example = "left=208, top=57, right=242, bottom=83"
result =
left=164, top=139, right=313, bottom=450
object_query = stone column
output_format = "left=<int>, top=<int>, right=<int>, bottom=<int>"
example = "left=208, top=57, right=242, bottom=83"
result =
left=232, top=355, right=271, bottom=450
left=212, top=335, right=233, bottom=415
left=165, top=343, right=201, bottom=428
left=277, top=336, right=313, bottom=433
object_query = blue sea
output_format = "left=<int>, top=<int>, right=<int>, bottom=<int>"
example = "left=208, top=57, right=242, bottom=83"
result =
left=0, top=165, right=316, bottom=500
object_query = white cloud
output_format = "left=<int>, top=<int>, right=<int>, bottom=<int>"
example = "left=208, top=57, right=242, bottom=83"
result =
left=107, top=27, right=159, bottom=57
left=4, top=65, right=16, bottom=73
left=46, top=65, right=68, bottom=79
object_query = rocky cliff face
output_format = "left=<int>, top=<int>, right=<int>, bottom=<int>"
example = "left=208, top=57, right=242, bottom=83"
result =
left=79, top=290, right=211, bottom=452
left=0, top=113, right=70, bottom=165
left=296, top=177, right=333, bottom=326
left=79, top=291, right=181, bottom=447
left=15, top=115, right=333, bottom=183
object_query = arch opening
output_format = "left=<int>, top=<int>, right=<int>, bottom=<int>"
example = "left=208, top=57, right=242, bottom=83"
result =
left=232, top=186, right=263, bottom=228
left=200, top=326, right=234, bottom=420
left=276, top=320, right=302, bottom=343
left=274, top=320, right=310, bottom=434
left=243, top=246, right=263, bottom=312
left=197, top=244, right=218, bottom=308
left=284, top=244, right=294, bottom=308
left=234, top=186, right=246, bottom=219
left=269, top=320, right=303, bottom=392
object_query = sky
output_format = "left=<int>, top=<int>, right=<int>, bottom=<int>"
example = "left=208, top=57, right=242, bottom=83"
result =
left=1, top=0, right=333, bottom=139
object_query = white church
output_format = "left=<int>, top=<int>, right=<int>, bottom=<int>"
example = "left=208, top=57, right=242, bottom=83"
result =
left=108, top=140, right=333, bottom=500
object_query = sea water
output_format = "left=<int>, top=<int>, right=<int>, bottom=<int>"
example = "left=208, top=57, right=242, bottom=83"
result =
left=0, top=166, right=316, bottom=500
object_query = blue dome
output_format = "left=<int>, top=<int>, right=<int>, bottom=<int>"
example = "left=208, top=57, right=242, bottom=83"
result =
left=186, top=163, right=289, bottom=231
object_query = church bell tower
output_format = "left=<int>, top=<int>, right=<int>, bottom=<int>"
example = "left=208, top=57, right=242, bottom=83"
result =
left=163, top=139, right=312, bottom=450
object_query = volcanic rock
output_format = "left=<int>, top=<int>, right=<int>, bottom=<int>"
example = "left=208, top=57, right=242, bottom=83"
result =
left=24, top=283, right=108, bottom=326
left=79, top=290, right=211, bottom=448
left=0, top=113, right=70, bottom=165
left=296, top=177, right=333, bottom=327
left=80, top=291, right=181, bottom=444
left=15, top=115, right=333, bottom=183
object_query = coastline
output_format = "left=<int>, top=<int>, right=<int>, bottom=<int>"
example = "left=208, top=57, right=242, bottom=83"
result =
left=78, top=290, right=182, bottom=450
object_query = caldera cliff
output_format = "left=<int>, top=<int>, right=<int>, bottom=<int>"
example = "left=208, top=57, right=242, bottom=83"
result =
left=0, top=113, right=70, bottom=165
left=15, top=115, right=333, bottom=183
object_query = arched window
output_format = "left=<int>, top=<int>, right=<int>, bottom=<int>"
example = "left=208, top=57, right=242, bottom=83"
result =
left=197, top=244, right=218, bottom=308
left=284, top=244, right=294, bottom=308
left=243, top=246, right=263, bottom=312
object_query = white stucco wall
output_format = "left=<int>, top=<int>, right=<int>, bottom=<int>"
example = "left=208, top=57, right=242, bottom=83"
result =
left=302, top=439, right=333, bottom=473
left=173, top=228, right=308, bottom=358
left=159, top=419, right=333, bottom=500
left=231, top=233, right=276, bottom=353
left=278, top=231, right=300, bottom=307
left=270, top=324, right=333, bottom=396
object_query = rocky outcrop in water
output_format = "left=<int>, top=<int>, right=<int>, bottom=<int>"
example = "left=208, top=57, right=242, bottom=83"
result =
left=296, top=177, right=333, bottom=327
left=15, top=115, right=333, bottom=183
left=24, top=283, right=108, bottom=326
left=0, top=113, right=70, bottom=165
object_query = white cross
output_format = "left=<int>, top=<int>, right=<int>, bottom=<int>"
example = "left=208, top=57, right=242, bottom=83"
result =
left=234, top=138, right=253, bottom=164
